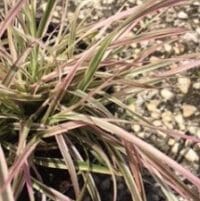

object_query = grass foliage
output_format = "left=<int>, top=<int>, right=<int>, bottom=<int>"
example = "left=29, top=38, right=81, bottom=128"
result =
left=0, top=0, right=200, bottom=200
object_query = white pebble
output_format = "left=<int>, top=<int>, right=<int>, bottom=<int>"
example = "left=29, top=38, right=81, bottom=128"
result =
left=177, top=11, right=188, bottom=19
left=171, top=143, right=179, bottom=154
left=168, top=138, right=176, bottom=146
left=132, top=124, right=141, bottom=132
left=164, top=43, right=172, bottom=52
left=193, top=82, right=200, bottom=89
left=185, top=149, right=199, bottom=162
left=160, top=89, right=174, bottom=100
left=177, top=77, right=191, bottom=94
left=174, top=114, right=185, bottom=130
left=161, top=111, right=173, bottom=123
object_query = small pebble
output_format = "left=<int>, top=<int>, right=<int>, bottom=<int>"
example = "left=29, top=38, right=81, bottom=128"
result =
left=193, top=18, right=199, bottom=24
left=161, top=111, right=173, bottom=123
left=196, top=28, right=200, bottom=35
left=132, top=124, right=141, bottom=132
left=177, top=11, right=188, bottom=19
left=171, top=143, right=180, bottom=154
left=182, top=104, right=197, bottom=117
left=146, top=100, right=160, bottom=112
left=174, top=113, right=185, bottom=130
left=164, top=43, right=172, bottom=52
left=136, top=0, right=143, bottom=5
left=177, top=77, right=191, bottom=94
left=193, top=82, right=200, bottom=89
left=168, top=138, right=176, bottom=146
left=188, top=126, right=199, bottom=136
left=192, top=0, right=200, bottom=6
left=160, top=89, right=174, bottom=100
left=137, top=132, right=146, bottom=139
left=184, top=149, right=199, bottom=162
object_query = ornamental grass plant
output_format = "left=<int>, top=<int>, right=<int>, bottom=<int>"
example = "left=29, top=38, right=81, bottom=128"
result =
left=0, top=0, right=200, bottom=201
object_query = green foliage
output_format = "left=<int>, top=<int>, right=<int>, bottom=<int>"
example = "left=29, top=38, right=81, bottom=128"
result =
left=0, top=0, right=200, bottom=201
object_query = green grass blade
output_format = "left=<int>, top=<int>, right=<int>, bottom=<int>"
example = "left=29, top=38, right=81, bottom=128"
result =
left=77, top=32, right=115, bottom=92
left=36, top=0, right=57, bottom=38
left=34, top=157, right=121, bottom=176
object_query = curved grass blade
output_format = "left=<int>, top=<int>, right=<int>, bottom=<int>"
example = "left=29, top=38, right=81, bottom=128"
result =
left=62, top=113, right=200, bottom=189
left=55, top=134, right=80, bottom=199
left=110, top=145, right=143, bottom=201
left=85, top=141, right=117, bottom=201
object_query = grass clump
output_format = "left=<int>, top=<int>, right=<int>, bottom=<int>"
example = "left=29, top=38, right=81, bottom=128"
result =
left=0, top=0, right=200, bottom=201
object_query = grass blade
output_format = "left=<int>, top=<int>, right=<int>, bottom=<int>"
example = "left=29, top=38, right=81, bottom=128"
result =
left=0, top=145, right=15, bottom=201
